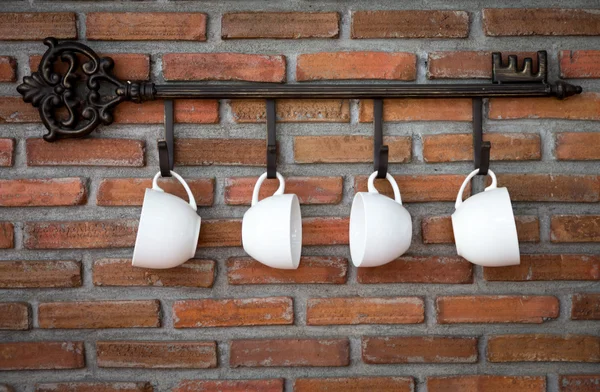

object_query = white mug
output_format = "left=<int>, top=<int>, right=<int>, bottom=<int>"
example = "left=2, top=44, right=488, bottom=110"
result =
left=350, top=171, right=412, bottom=268
left=451, top=169, right=520, bottom=267
left=132, top=171, right=201, bottom=269
left=242, top=172, right=302, bottom=270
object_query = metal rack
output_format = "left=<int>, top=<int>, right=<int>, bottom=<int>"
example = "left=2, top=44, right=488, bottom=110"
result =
left=17, top=38, right=583, bottom=180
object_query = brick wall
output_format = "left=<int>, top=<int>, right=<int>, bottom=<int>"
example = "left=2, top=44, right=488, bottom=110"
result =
left=0, top=1, right=599, bottom=391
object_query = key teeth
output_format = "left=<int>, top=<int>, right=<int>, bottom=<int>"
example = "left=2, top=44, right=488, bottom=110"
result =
left=492, top=51, right=547, bottom=84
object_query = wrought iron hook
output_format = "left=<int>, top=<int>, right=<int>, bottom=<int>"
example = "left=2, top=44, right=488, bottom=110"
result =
left=472, top=97, right=490, bottom=175
left=266, top=99, right=277, bottom=179
left=158, top=100, right=174, bottom=177
left=373, top=99, right=389, bottom=178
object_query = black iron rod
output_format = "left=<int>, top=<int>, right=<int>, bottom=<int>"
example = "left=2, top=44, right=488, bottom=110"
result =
left=153, top=82, right=564, bottom=99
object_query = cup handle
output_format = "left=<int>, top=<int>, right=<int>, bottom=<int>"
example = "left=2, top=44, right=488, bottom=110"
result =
left=454, top=168, right=497, bottom=210
left=152, top=170, right=198, bottom=211
left=251, top=172, right=285, bottom=206
left=367, top=171, right=402, bottom=205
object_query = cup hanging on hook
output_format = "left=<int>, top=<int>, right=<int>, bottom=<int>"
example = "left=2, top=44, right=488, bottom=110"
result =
left=373, top=98, right=389, bottom=179
left=158, top=100, right=175, bottom=178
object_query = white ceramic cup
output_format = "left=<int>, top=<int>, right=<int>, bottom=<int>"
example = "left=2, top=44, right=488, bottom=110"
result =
left=132, top=171, right=201, bottom=269
left=242, top=172, right=302, bottom=270
left=350, top=171, right=412, bottom=268
left=451, top=169, right=520, bottom=267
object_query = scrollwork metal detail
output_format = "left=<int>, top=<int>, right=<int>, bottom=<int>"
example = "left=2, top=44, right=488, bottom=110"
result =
left=17, top=37, right=155, bottom=141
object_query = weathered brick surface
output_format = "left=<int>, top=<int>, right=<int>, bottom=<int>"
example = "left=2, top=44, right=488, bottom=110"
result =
left=0, top=342, right=85, bottom=370
left=571, top=293, right=600, bottom=320
left=164, top=53, right=286, bottom=82
left=360, top=98, right=472, bottom=121
left=97, top=341, right=217, bottom=369
left=175, top=139, right=265, bottom=166
left=24, top=220, right=138, bottom=249
left=0, top=303, right=30, bottom=330
left=0, top=178, right=87, bottom=207
left=560, top=50, right=600, bottom=78
left=362, top=336, right=478, bottom=364
left=114, top=100, right=219, bottom=124
left=489, top=93, right=600, bottom=120
left=357, top=256, right=473, bottom=284
left=0, top=222, right=14, bottom=249
left=222, top=12, right=339, bottom=39
left=35, top=383, right=153, bottom=392
left=427, top=376, right=546, bottom=392
left=295, top=377, right=413, bottom=392
left=0, top=139, right=14, bottom=167
left=173, top=297, right=293, bottom=328
left=227, top=257, right=348, bottom=285
left=231, top=99, right=350, bottom=123
left=555, top=132, right=600, bottom=161
left=352, top=10, right=469, bottom=38
left=551, top=215, right=600, bottom=242
left=483, top=8, right=600, bottom=36
left=0, top=97, right=40, bottom=123
left=307, top=297, right=424, bottom=325
left=86, top=13, right=206, bottom=41
left=436, top=296, right=559, bottom=324
left=230, top=339, right=349, bottom=367
left=0, top=56, right=16, bottom=82
left=0, top=13, right=77, bottom=40
left=38, top=300, right=161, bottom=329
left=490, top=174, right=599, bottom=202
left=173, top=380, right=283, bottom=392
left=559, top=375, right=600, bottom=392
left=484, top=254, right=600, bottom=281
left=294, top=136, right=411, bottom=163
left=427, top=51, right=538, bottom=79
left=487, top=334, right=600, bottom=362
left=0, top=260, right=81, bottom=288
left=93, top=259, right=215, bottom=288
left=297, top=52, right=416, bottom=81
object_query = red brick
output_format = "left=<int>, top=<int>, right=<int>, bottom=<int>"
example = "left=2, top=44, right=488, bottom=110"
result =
left=227, top=256, right=348, bottom=285
left=93, top=258, right=214, bottom=288
left=483, top=8, right=600, bottom=36
left=559, top=375, right=600, bottom=392
left=27, top=138, right=145, bottom=167
left=0, top=386, right=11, bottom=392
left=0, top=222, right=14, bottom=249
left=295, top=377, right=413, bottom=392
left=484, top=254, right=600, bottom=281
left=560, top=50, right=600, bottom=78
left=491, top=174, right=599, bottom=202
left=0, top=13, right=77, bottom=40
left=224, top=176, right=342, bottom=205
left=0, top=56, right=16, bottom=82
left=556, top=132, right=600, bottom=160
left=0, top=97, right=40, bottom=122
left=0, top=303, right=30, bottom=330
left=551, top=215, right=600, bottom=242
left=307, top=297, right=423, bottom=325
left=355, top=174, right=470, bottom=203
left=0, top=138, right=14, bottom=167
left=0, top=260, right=81, bottom=288
left=436, top=296, right=559, bottom=324
left=38, top=300, right=161, bottom=329
left=198, top=219, right=242, bottom=248
left=297, top=52, right=416, bottom=81
left=0, top=341, right=84, bottom=370
left=97, top=177, right=214, bottom=207
left=35, top=383, right=153, bottom=392
left=487, top=334, right=600, bottom=362
left=0, top=178, right=87, bottom=207
left=571, top=293, right=600, bottom=320
left=231, top=99, right=350, bottom=123
left=87, top=12, right=206, bottom=41
left=230, top=338, right=349, bottom=367
left=164, top=53, right=286, bottom=82
left=362, top=336, right=478, bottom=364
left=489, top=93, right=600, bottom=120
left=427, top=376, right=546, bottom=392
left=422, top=215, right=540, bottom=244
left=352, top=10, right=469, bottom=39
left=174, top=297, right=293, bottom=328
left=427, top=51, right=538, bottom=79
left=222, top=12, right=339, bottom=39
left=175, top=138, right=265, bottom=166
left=360, top=98, right=472, bottom=121
left=357, top=256, right=473, bottom=284
left=114, top=100, right=218, bottom=124
left=97, top=341, right=217, bottom=369
left=173, top=380, right=283, bottom=392
left=423, top=133, right=541, bottom=162
left=294, top=136, right=411, bottom=163
left=30, top=53, right=150, bottom=81
left=24, top=220, right=137, bottom=249
left=303, top=217, right=349, bottom=246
